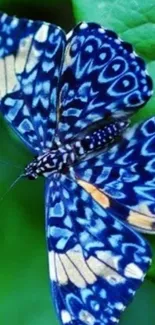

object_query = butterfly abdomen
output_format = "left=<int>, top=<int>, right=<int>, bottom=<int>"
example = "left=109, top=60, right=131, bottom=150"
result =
left=74, top=120, right=129, bottom=157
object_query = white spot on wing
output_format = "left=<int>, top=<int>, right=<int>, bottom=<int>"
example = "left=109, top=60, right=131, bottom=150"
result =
left=26, top=46, right=40, bottom=73
left=48, top=251, right=56, bottom=281
left=61, top=310, right=72, bottom=323
left=0, top=58, right=6, bottom=97
left=67, top=245, right=96, bottom=285
left=96, top=251, right=120, bottom=271
left=60, top=253, right=86, bottom=288
left=15, top=36, right=33, bottom=74
left=55, top=253, right=68, bottom=285
left=124, top=263, right=143, bottom=279
left=66, top=30, right=73, bottom=40
left=79, top=310, right=95, bottom=325
left=80, top=22, right=88, bottom=29
left=5, top=55, right=18, bottom=93
left=98, top=27, right=105, bottom=33
left=115, top=302, right=125, bottom=311
left=35, top=24, right=49, bottom=42
left=110, top=317, right=119, bottom=323
left=87, top=256, right=125, bottom=284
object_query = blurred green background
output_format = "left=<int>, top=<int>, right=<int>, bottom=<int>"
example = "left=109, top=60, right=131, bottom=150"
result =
left=0, top=0, right=155, bottom=324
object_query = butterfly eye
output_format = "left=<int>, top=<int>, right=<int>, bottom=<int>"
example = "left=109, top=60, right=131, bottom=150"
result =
left=27, top=173, right=38, bottom=180
left=25, top=167, right=38, bottom=180
left=24, top=161, right=38, bottom=180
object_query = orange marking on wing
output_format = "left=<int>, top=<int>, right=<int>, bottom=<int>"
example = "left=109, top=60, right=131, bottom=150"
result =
left=77, top=179, right=110, bottom=208
left=128, top=205, right=155, bottom=231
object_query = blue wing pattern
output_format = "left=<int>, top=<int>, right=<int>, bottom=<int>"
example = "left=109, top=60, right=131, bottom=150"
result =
left=75, top=117, right=155, bottom=233
left=45, top=173, right=151, bottom=325
left=0, top=12, right=66, bottom=153
left=57, top=22, right=153, bottom=142
left=0, top=13, right=154, bottom=325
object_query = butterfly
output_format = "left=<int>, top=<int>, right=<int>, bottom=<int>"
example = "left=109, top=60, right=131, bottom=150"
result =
left=0, top=11, right=154, bottom=325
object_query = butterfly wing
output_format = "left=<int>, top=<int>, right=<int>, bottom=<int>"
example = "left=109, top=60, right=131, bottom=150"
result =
left=0, top=12, right=66, bottom=153
left=57, top=22, right=153, bottom=143
left=45, top=173, right=151, bottom=325
left=75, top=117, right=155, bottom=233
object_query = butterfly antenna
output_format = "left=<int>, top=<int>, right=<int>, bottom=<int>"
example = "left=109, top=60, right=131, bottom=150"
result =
left=0, top=159, right=22, bottom=169
left=0, top=173, right=24, bottom=204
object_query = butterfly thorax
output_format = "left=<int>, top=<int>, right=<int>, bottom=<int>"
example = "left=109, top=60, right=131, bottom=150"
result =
left=24, top=119, right=129, bottom=180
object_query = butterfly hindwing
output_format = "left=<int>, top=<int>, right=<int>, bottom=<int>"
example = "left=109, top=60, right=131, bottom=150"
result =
left=57, top=22, right=153, bottom=142
left=75, top=117, right=155, bottom=233
left=0, top=12, right=66, bottom=153
left=45, top=173, right=151, bottom=325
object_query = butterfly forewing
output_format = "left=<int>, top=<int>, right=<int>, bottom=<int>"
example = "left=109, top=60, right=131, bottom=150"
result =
left=57, top=22, right=153, bottom=143
left=75, top=117, right=155, bottom=233
left=0, top=12, right=66, bottom=153
left=45, top=174, right=151, bottom=325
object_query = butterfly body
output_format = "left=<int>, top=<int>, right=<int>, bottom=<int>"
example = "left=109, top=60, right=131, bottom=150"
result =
left=25, top=119, right=129, bottom=179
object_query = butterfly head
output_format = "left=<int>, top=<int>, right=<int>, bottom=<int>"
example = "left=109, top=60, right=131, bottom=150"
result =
left=24, top=160, right=40, bottom=180
left=24, top=151, right=62, bottom=180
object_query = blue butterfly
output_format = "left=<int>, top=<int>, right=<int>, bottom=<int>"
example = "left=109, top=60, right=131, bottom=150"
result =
left=0, top=12, right=154, bottom=325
